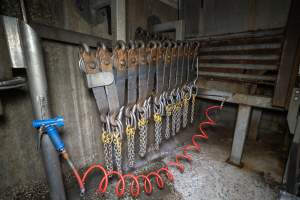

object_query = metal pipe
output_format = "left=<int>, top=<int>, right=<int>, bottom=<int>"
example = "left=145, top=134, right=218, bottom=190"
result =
left=19, top=20, right=66, bottom=200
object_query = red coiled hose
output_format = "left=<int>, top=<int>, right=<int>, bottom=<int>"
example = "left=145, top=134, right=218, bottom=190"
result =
left=69, top=105, right=222, bottom=197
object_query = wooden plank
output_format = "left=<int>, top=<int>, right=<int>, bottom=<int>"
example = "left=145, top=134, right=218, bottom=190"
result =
left=273, top=0, right=300, bottom=107
left=199, top=63, right=278, bottom=70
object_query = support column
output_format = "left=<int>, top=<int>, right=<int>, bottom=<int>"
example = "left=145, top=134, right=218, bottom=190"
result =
left=248, top=108, right=262, bottom=141
left=112, top=0, right=126, bottom=42
left=229, top=104, right=252, bottom=166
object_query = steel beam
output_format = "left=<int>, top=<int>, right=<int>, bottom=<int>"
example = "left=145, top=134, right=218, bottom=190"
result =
left=229, top=104, right=252, bottom=166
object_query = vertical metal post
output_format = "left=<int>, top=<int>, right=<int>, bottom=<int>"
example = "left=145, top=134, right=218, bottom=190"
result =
left=229, top=104, right=252, bottom=166
left=20, top=21, right=66, bottom=200
left=0, top=17, right=13, bottom=115
left=112, top=0, right=126, bottom=42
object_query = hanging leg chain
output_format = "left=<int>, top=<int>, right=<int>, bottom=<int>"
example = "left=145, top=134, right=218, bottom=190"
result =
left=138, top=117, right=148, bottom=157
left=154, top=112, right=162, bottom=150
left=112, top=129, right=122, bottom=173
left=175, top=90, right=182, bottom=133
left=102, top=130, right=113, bottom=172
left=125, top=105, right=137, bottom=168
left=154, top=96, right=164, bottom=150
left=126, top=125, right=136, bottom=167
left=138, top=104, right=148, bottom=157
left=171, top=104, right=176, bottom=136
left=190, top=93, right=197, bottom=124
left=165, top=103, right=172, bottom=139
left=182, top=96, right=189, bottom=128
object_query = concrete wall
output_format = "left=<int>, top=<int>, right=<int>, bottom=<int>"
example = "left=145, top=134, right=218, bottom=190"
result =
left=185, top=0, right=291, bottom=37
left=0, top=0, right=177, bottom=198
left=126, top=0, right=178, bottom=40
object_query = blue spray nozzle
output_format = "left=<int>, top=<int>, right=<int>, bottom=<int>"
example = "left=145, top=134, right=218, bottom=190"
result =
left=32, top=116, right=64, bottom=129
left=32, top=116, right=65, bottom=152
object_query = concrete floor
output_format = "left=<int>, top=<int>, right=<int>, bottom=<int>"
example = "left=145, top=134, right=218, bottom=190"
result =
left=1, top=108, right=286, bottom=200
left=163, top=126, right=285, bottom=200
left=66, top=117, right=286, bottom=200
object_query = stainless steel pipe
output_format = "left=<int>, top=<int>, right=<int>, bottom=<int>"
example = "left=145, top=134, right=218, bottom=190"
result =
left=8, top=17, right=67, bottom=200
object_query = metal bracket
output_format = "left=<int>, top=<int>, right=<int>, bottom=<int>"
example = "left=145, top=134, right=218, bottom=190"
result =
left=86, top=72, right=114, bottom=88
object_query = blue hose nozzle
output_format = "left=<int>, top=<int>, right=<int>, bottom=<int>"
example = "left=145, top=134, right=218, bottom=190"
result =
left=32, top=116, right=65, bottom=152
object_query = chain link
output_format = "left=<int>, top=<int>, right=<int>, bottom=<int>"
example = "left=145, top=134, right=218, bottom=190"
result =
left=175, top=101, right=182, bottom=133
left=190, top=93, right=196, bottom=124
left=112, top=130, right=122, bottom=173
left=102, top=131, right=113, bottom=172
left=171, top=103, right=176, bottom=136
left=165, top=104, right=172, bottom=139
left=182, top=96, right=189, bottom=128
left=126, top=125, right=136, bottom=168
left=138, top=117, right=148, bottom=157
left=153, top=113, right=162, bottom=150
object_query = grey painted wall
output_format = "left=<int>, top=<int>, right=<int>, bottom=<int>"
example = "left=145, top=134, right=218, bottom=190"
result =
left=185, top=0, right=291, bottom=37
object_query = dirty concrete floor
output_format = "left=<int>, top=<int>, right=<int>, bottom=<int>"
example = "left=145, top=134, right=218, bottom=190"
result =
left=2, top=116, right=285, bottom=200
left=67, top=118, right=286, bottom=200
left=163, top=126, right=285, bottom=200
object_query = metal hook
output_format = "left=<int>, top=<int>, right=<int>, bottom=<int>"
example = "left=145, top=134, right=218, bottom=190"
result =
left=97, top=42, right=107, bottom=50
left=135, top=40, right=145, bottom=48
left=147, top=40, right=157, bottom=49
left=114, top=40, right=126, bottom=51
left=127, top=40, right=135, bottom=49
